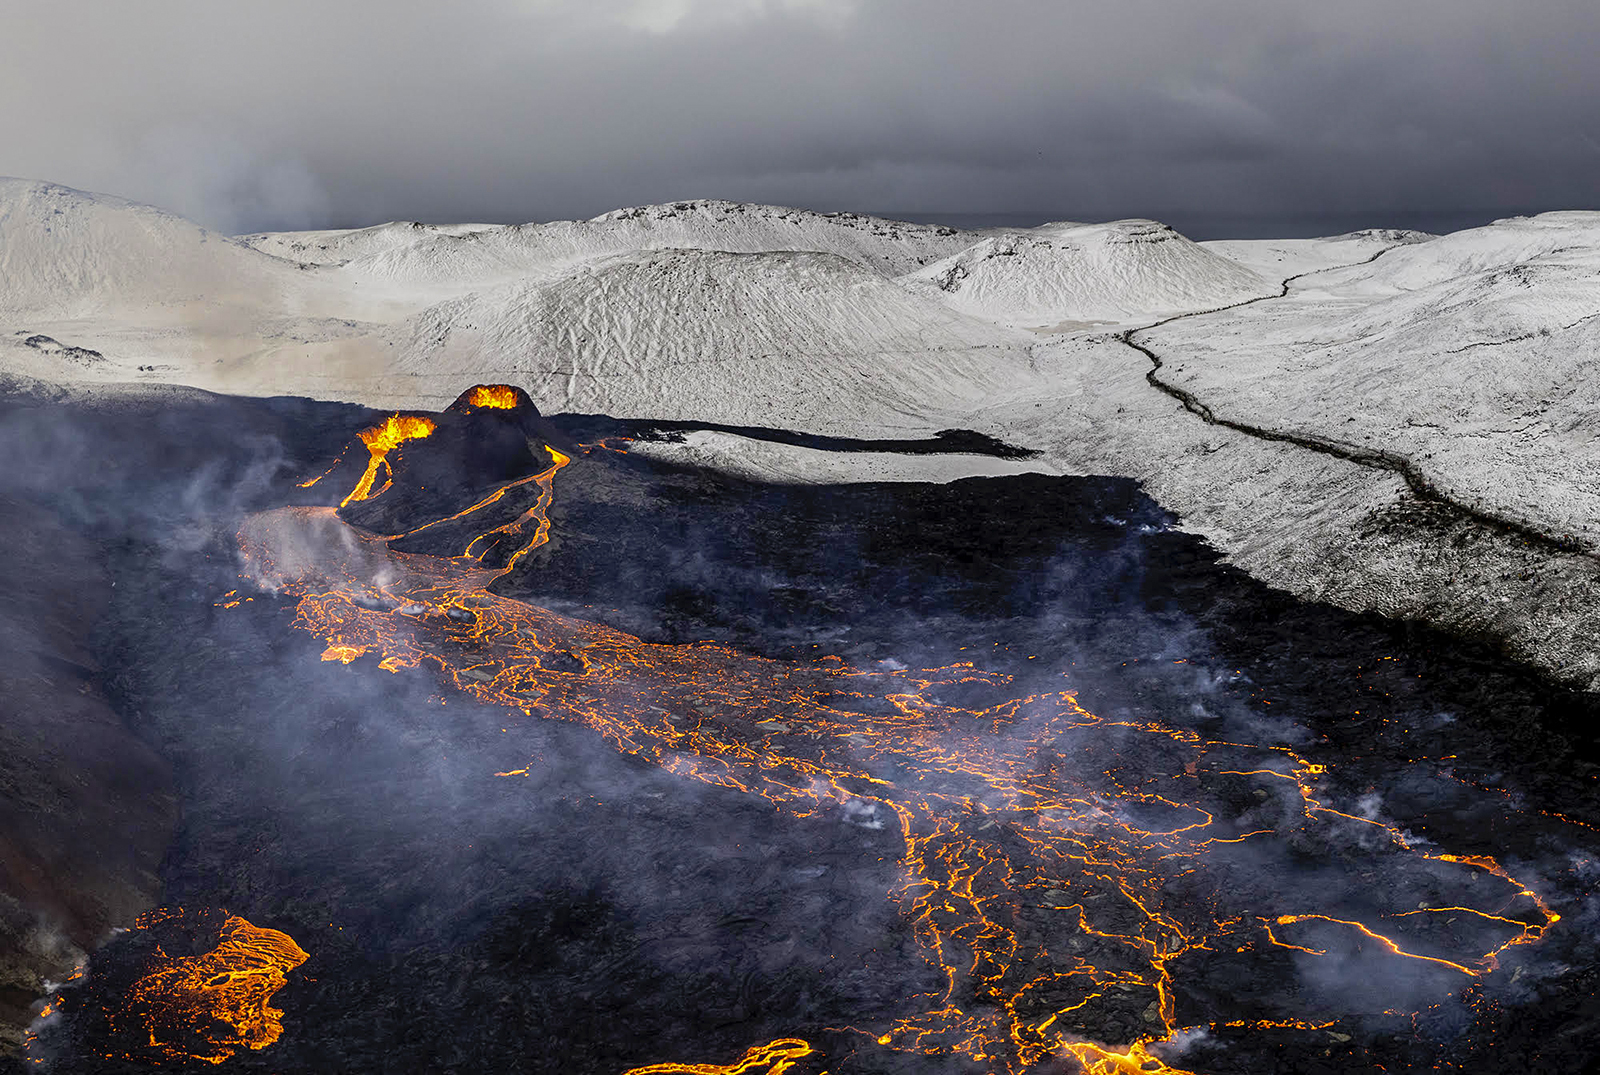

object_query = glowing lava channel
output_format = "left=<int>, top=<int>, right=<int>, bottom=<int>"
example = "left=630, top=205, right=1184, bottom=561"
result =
left=231, top=409, right=1562, bottom=1075
left=341, top=413, right=437, bottom=508
left=622, top=1038, right=816, bottom=1075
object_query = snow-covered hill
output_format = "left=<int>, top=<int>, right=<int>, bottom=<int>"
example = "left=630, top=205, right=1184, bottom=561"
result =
left=1300, top=212, right=1600, bottom=297
left=901, top=219, right=1273, bottom=327
left=1142, top=218, right=1600, bottom=554
left=250, top=201, right=984, bottom=296
left=1201, top=229, right=1431, bottom=281
left=0, top=179, right=296, bottom=319
left=237, top=221, right=501, bottom=266
left=376, top=247, right=1041, bottom=424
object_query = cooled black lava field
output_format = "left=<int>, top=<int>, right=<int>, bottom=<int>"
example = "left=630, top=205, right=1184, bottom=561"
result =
left=5, top=386, right=1599, bottom=1075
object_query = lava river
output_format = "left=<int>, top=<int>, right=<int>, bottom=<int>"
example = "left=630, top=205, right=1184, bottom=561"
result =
left=227, top=388, right=1560, bottom=1075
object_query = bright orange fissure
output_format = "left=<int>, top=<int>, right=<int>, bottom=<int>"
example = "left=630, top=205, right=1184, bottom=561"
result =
left=341, top=413, right=437, bottom=508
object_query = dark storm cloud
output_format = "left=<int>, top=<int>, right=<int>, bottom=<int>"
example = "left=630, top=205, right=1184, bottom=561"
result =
left=2, top=0, right=1597, bottom=236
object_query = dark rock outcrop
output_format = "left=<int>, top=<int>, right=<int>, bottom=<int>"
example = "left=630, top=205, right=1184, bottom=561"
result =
left=0, top=498, right=175, bottom=1049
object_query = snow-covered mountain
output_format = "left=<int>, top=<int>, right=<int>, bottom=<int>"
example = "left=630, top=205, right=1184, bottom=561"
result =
left=377, top=247, right=1038, bottom=424
left=901, top=219, right=1273, bottom=327
left=239, top=200, right=982, bottom=295
left=236, top=220, right=502, bottom=267
left=0, top=179, right=295, bottom=318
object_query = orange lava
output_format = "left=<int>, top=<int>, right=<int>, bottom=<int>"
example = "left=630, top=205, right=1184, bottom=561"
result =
left=466, top=384, right=521, bottom=409
left=622, top=1038, right=816, bottom=1075
left=341, top=413, right=437, bottom=508
left=108, top=910, right=307, bottom=1065
left=232, top=404, right=1562, bottom=1074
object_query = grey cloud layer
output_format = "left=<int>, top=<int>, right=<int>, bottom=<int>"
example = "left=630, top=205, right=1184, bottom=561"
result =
left=2, top=0, right=1596, bottom=234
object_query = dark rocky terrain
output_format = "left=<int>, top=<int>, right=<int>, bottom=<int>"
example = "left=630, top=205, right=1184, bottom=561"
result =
left=0, top=387, right=1596, bottom=1073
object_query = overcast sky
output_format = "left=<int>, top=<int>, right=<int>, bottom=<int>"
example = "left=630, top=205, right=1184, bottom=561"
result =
left=3, top=0, right=1597, bottom=237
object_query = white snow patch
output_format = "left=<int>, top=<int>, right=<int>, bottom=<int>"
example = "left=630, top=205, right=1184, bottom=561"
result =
left=902, top=219, right=1273, bottom=327
left=367, top=247, right=1045, bottom=422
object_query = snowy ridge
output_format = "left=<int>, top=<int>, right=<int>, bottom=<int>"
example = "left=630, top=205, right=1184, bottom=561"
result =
left=0, top=179, right=294, bottom=318
left=1201, top=229, right=1432, bottom=281
left=1300, top=212, right=1600, bottom=297
left=237, top=221, right=501, bottom=266
left=378, top=248, right=1041, bottom=425
left=902, top=219, right=1273, bottom=327
left=321, top=200, right=982, bottom=293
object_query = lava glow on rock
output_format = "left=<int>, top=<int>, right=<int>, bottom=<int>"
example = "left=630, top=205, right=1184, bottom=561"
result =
left=226, top=388, right=1559, bottom=1074
left=621, top=1038, right=817, bottom=1075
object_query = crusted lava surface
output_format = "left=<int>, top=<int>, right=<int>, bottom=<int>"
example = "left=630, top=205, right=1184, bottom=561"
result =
left=4, top=386, right=1598, bottom=1075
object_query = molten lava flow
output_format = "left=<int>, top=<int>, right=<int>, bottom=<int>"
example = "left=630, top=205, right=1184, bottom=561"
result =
left=108, top=909, right=307, bottom=1065
left=466, top=384, right=521, bottom=409
left=341, top=413, right=437, bottom=508
left=234, top=416, right=1564, bottom=1075
left=622, top=1038, right=816, bottom=1075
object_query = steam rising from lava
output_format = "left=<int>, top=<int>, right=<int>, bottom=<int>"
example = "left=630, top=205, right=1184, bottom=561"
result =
left=222, top=384, right=1563, bottom=1074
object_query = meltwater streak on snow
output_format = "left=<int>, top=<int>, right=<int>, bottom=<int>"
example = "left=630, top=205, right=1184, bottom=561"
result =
left=230, top=395, right=1561, bottom=1075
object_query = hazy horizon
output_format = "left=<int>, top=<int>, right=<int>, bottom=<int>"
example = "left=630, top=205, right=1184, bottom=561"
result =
left=4, top=1, right=1597, bottom=237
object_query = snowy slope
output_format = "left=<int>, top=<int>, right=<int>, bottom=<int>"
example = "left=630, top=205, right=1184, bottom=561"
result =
left=374, top=248, right=1041, bottom=426
left=237, top=221, right=500, bottom=266
left=322, top=201, right=982, bottom=293
left=901, top=219, right=1273, bottom=327
left=1299, top=212, right=1600, bottom=297
left=0, top=179, right=298, bottom=318
left=1201, top=229, right=1432, bottom=282
left=1143, top=212, right=1600, bottom=552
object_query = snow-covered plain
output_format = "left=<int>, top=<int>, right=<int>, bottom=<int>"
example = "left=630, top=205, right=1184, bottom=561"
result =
left=5, top=177, right=1600, bottom=688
